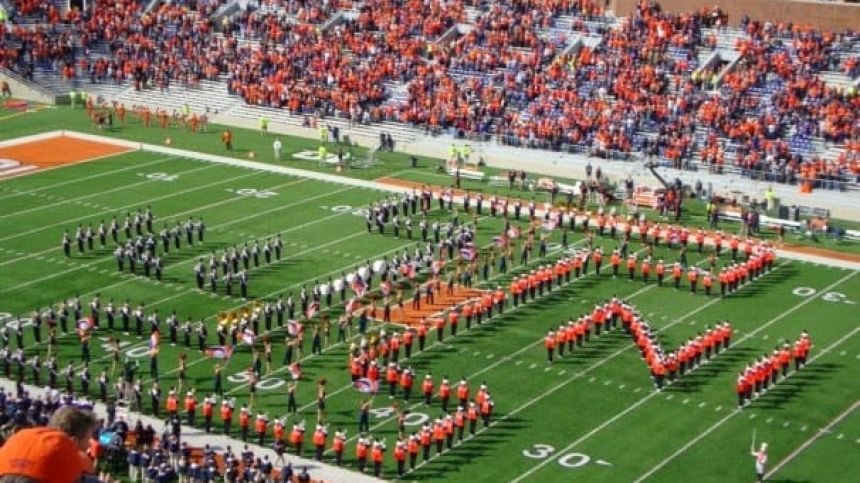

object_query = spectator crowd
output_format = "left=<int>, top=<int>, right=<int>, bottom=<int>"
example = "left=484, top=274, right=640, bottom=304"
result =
left=0, top=0, right=857, bottom=187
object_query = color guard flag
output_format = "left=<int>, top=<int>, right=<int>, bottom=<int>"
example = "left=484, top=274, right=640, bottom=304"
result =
left=288, top=363, right=302, bottom=381
left=305, top=301, right=320, bottom=320
left=242, top=329, right=255, bottom=345
left=351, top=278, right=366, bottom=297
left=353, top=378, right=379, bottom=394
left=507, top=227, right=521, bottom=239
left=205, top=345, right=233, bottom=359
left=492, top=236, right=506, bottom=248
left=460, top=243, right=477, bottom=261
left=543, top=220, right=557, bottom=231
left=380, top=281, right=392, bottom=297
left=286, top=320, right=301, bottom=337
left=77, top=318, right=91, bottom=331
left=148, top=332, right=160, bottom=350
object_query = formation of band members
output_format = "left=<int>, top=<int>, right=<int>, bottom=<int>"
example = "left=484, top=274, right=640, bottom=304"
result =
left=61, top=206, right=207, bottom=280
left=736, top=332, right=812, bottom=409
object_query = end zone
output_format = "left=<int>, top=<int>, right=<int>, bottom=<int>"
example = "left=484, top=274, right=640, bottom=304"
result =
left=0, top=132, right=134, bottom=179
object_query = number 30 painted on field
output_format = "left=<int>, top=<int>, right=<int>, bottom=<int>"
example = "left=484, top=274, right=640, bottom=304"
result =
left=522, top=444, right=592, bottom=468
left=792, top=287, right=855, bottom=304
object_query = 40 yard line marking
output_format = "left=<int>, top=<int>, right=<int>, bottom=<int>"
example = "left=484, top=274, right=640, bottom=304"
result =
left=0, top=155, right=177, bottom=202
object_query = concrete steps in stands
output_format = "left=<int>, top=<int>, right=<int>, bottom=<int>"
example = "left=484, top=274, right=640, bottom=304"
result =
left=114, top=79, right=240, bottom=115
left=226, top=103, right=417, bottom=146
left=819, top=70, right=857, bottom=91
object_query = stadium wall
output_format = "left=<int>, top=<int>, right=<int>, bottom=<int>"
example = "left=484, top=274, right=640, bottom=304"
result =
left=611, top=0, right=860, bottom=31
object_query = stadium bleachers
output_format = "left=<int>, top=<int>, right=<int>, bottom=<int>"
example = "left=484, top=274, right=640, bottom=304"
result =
left=0, top=0, right=857, bottom=189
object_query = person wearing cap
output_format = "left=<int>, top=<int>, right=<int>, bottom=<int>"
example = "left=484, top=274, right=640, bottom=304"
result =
left=0, top=427, right=84, bottom=483
left=751, top=442, right=768, bottom=482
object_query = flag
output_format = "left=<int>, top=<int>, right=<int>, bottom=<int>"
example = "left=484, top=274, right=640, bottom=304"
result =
left=77, top=318, right=91, bottom=331
left=432, top=260, right=443, bottom=275
left=286, top=320, right=301, bottom=337
left=206, top=345, right=233, bottom=359
left=492, top=236, right=506, bottom=248
left=380, top=281, right=392, bottom=297
left=460, top=242, right=477, bottom=261
left=353, top=378, right=379, bottom=394
left=242, top=329, right=255, bottom=345
left=351, top=278, right=366, bottom=297
left=305, top=301, right=320, bottom=320
left=543, top=220, right=557, bottom=231
left=507, top=227, right=520, bottom=239
left=345, top=298, right=358, bottom=314
left=288, top=363, right=302, bottom=381
left=148, top=332, right=160, bottom=350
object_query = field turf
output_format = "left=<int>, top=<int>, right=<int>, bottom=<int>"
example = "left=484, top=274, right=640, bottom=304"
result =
left=0, top=111, right=858, bottom=482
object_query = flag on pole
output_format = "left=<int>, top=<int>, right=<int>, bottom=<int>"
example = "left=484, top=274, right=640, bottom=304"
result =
left=460, top=242, right=477, bottom=261
left=353, top=378, right=379, bottom=394
left=77, top=318, right=91, bottom=331
left=380, top=281, right=392, bottom=297
left=242, top=329, right=255, bottom=345
left=507, top=227, right=521, bottom=239
left=286, top=320, right=301, bottom=337
left=345, top=298, right=358, bottom=314
left=492, top=236, right=506, bottom=248
left=148, top=332, right=160, bottom=351
left=305, top=301, right=320, bottom=320
left=288, top=363, right=302, bottom=381
left=351, top=278, right=366, bottom=297
left=543, top=220, right=557, bottom=231
left=205, top=345, right=233, bottom=359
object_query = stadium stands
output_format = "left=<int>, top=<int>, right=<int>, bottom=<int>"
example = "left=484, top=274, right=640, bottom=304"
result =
left=0, top=0, right=857, bottom=189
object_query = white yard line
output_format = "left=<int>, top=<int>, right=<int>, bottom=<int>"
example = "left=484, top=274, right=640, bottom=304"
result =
left=763, top=400, right=860, bottom=480
left=0, top=158, right=194, bottom=220
left=510, top=270, right=857, bottom=483
left=0, top=163, right=225, bottom=242
left=632, top=327, right=860, bottom=483
left=0, top=155, right=177, bottom=201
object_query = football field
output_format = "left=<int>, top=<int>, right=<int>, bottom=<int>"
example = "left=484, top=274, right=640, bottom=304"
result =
left=0, top=121, right=858, bottom=482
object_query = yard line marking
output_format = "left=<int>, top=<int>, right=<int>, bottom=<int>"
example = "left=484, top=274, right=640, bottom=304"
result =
left=682, top=399, right=689, bottom=405
left=619, top=384, right=626, bottom=390
left=1, top=181, right=345, bottom=293
left=783, top=421, right=790, bottom=428
left=0, top=173, right=313, bottom=267
left=698, top=402, right=706, bottom=408
left=634, top=387, right=642, bottom=393
left=0, top=156, right=176, bottom=201
left=766, top=417, right=774, bottom=423
left=558, top=370, right=565, bottom=376
left=633, top=329, right=860, bottom=483
left=509, top=269, right=853, bottom=483
left=665, top=394, right=673, bottom=401
left=0, top=162, right=224, bottom=243
left=485, top=354, right=494, bottom=359
left=714, top=405, right=722, bottom=412
left=529, top=363, right=538, bottom=369
left=515, top=360, right=523, bottom=366
left=749, top=413, right=757, bottom=419
left=544, top=366, right=552, bottom=372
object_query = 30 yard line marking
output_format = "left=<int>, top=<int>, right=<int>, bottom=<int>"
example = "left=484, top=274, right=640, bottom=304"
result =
left=509, top=269, right=854, bottom=483
left=633, top=328, right=860, bottom=483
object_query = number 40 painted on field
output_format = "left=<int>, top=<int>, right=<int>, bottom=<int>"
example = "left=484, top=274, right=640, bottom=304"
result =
left=793, top=287, right=855, bottom=304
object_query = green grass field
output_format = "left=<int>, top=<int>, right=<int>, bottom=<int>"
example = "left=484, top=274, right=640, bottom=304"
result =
left=0, top=108, right=858, bottom=482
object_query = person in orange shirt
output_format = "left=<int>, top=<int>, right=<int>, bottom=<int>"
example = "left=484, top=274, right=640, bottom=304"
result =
left=610, top=250, right=620, bottom=277
left=641, top=257, right=651, bottom=283
left=221, top=130, right=233, bottom=150
left=736, top=371, right=749, bottom=408
left=255, top=413, right=268, bottom=446
left=355, top=435, right=370, bottom=473
left=672, top=262, right=683, bottom=289
left=400, top=367, right=414, bottom=401
left=456, top=379, right=469, bottom=407
left=422, top=374, right=434, bottom=405
left=435, top=316, right=446, bottom=343
left=655, top=260, right=665, bottom=286
left=438, top=378, right=451, bottom=412
left=545, top=330, right=556, bottom=364
left=332, top=428, right=346, bottom=466
left=448, top=310, right=459, bottom=337
left=703, top=271, right=713, bottom=296
left=184, top=390, right=197, bottom=427
left=408, top=432, right=420, bottom=469
left=290, top=421, right=305, bottom=456
left=394, top=437, right=407, bottom=477
left=433, top=418, right=446, bottom=455
left=313, top=423, right=328, bottom=461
